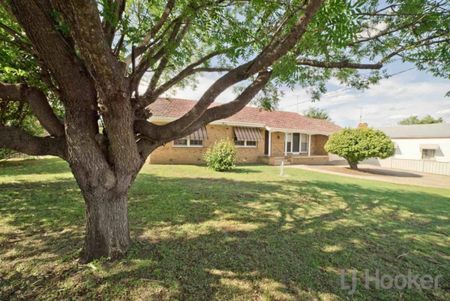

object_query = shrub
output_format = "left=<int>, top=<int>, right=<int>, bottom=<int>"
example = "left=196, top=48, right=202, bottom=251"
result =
left=204, top=139, right=237, bottom=171
left=325, top=127, right=395, bottom=169
left=0, top=148, right=14, bottom=161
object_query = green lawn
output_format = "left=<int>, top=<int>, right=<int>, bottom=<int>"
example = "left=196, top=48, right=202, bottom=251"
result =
left=0, top=158, right=449, bottom=300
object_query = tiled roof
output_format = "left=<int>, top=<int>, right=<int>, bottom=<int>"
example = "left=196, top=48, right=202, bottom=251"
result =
left=147, top=98, right=341, bottom=134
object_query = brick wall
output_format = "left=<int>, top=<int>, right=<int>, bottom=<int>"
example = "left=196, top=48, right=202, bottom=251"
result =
left=311, top=134, right=328, bottom=155
left=148, top=124, right=265, bottom=164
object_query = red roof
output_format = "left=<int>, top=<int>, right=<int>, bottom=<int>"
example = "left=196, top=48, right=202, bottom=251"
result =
left=147, top=98, right=341, bottom=134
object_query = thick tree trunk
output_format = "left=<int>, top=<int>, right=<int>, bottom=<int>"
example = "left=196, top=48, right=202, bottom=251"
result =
left=80, top=189, right=130, bottom=262
left=348, top=161, right=358, bottom=170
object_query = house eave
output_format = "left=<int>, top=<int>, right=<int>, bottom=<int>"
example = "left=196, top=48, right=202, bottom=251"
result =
left=266, top=127, right=332, bottom=136
left=149, top=116, right=265, bottom=128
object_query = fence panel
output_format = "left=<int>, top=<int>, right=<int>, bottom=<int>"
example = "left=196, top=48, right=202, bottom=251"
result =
left=376, top=158, right=450, bottom=176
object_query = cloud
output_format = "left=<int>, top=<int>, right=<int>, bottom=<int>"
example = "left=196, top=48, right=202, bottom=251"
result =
left=278, top=72, right=449, bottom=127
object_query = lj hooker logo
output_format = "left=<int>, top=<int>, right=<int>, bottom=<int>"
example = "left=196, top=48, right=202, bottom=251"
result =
left=340, top=269, right=442, bottom=295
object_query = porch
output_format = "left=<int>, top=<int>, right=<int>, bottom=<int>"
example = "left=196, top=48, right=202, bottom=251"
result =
left=258, top=130, right=330, bottom=166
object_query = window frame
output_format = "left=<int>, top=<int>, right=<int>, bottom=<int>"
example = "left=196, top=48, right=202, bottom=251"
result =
left=234, top=138, right=257, bottom=148
left=173, top=138, right=204, bottom=148
left=421, top=149, right=436, bottom=160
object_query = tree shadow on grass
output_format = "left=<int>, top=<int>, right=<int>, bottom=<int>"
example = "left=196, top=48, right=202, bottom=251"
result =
left=0, top=171, right=449, bottom=300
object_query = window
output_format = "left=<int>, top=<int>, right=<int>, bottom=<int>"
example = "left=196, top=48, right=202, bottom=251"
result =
left=300, top=134, right=309, bottom=153
left=190, top=139, right=203, bottom=146
left=422, top=149, right=436, bottom=160
left=173, top=138, right=188, bottom=146
left=286, top=133, right=292, bottom=152
left=286, top=133, right=309, bottom=154
left=293, top=133, right=300, bottom=153
left=234, top=139, right=257, bottom=147
left=173, top=138, right=203, bottom=147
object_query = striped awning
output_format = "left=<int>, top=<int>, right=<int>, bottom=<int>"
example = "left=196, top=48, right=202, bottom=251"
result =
left=234, top=127, right=262, bottom=141
left=186, top=126, right=208, bottom=140
left=420, top=144, right=439, bottom=150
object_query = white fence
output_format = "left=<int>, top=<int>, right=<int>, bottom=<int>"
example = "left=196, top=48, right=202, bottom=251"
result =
left=372, top=158, right=450, bottom=176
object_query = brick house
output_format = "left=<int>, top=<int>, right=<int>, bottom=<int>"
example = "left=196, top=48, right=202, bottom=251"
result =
left=147, top=98, right=341, bottom=165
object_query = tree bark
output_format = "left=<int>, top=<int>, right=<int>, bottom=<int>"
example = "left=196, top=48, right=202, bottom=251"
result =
left=348, top=161, right=358, bottom=170
left=80, top=188, right=130, bottom=262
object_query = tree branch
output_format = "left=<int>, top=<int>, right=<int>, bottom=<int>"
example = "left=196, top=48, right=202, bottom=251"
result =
left=0, top=82, right=65, bottom=137
left=52, top=0, right=125, bottom=97
left=135, top=70, right=272, bottom=144
left=136, top=49, right=230, bottom=110
left=7, top=0, right=96, bottom=103
left=297, top=59, right=383, bottom=69
left=102, top=0, right=126, bottom=46
left=130, top=18, right=187, bottom=93
left=153, top=0, right=324, bottom=137
left=124, top=0, right=176, bottom=66
left=0, top=125, right=65, bottom=158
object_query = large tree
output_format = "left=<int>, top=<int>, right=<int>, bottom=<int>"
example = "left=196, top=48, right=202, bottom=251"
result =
left=0, top=0, right=448, bottom=262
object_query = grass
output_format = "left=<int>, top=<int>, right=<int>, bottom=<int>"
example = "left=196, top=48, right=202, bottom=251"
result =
left=0, top=158, right=449, bottom=301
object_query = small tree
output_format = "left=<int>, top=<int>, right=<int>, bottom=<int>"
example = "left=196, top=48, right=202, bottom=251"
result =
left=304, top=107, right=330, bottom=120
left=325, top=128, right=394, bottom=169
left=204, top=139, right=237, bottom=172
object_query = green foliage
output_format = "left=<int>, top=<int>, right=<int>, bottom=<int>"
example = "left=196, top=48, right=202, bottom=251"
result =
left=0, top=6, right=63, bottom=138
left=304, top=107, right=330, bottom=120
left=325, top=128, right=395, bottom=168
left=116, top=0, right=449, bottom=103
left=399, top=115, right=444, bottom=125
left=0, top=148, right=14, bottom=160
left=203, top=139, right=236, bottom=171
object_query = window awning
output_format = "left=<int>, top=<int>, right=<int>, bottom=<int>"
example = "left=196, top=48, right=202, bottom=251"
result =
left=186, top=126, right=207, bottom=140
left=420, top=144, right=439, bottom=150
left=234, top=127, right=262, bottom=141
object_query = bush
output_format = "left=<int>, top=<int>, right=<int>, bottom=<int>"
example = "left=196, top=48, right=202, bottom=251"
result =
left=0, top=148, right=14, bottom=161
left=204, top=139, right=237, bottom=171
left=325, top=127, right=395, bottom=169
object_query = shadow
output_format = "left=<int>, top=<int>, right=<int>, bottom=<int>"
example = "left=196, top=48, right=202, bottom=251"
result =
left=353, top=167, right=423, bottom=178
left=1, top=161, right=449, bottom=300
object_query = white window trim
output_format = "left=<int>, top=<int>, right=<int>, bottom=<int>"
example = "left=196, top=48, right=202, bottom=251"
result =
left=285, top=133, right=309, bottom=154
left=173, top=138, right=204, bottom=148
left=235, top=139, right=257, bottom=148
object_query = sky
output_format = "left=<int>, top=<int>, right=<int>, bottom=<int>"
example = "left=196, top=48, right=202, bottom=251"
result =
left=156, top=63, right=449, bottom=128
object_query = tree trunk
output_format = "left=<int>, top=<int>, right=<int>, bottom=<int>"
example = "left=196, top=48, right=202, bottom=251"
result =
left=80, top=189, right=130, bottom=263
left=348, top=161, right=358, bottom=170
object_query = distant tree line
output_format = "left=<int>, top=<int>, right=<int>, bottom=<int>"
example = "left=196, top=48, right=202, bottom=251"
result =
left=398, top=115, right=443, bottom=125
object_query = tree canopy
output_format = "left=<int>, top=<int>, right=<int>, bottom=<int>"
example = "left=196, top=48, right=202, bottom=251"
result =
left=325, top=128, right=395, bottom=169
left=0, top=0, right=448, bottom=261
left=304, top=107, right=330, bottom=120
left=398, top=115, right=444, bottom=125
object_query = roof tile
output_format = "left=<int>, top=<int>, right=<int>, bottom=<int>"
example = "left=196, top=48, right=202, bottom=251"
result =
left=147, top=98, right=341, bottom=134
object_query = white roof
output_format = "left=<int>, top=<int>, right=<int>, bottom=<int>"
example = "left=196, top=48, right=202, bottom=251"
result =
left=379, top=123, right=450, bottom=139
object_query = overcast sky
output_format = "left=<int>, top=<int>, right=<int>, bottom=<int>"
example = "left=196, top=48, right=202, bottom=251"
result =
left=152, top=62, right=449, bottom=128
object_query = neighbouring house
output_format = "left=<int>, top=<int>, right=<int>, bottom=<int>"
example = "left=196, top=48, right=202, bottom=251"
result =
left=371, top=123, right=450, bottom=175
left=146, top=98, right=341, bottom=165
